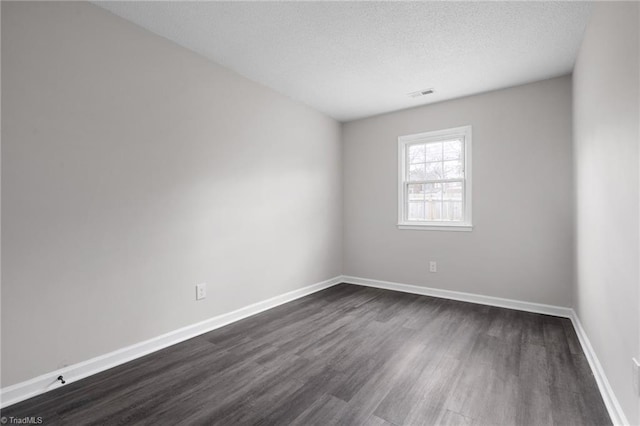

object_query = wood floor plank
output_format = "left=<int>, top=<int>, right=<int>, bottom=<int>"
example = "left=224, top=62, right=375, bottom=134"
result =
left=290, top=394, right=349, bottom=425
left=549, top=385, right=584, bottom=426
left=516, top=343, right=553, bottom=426
left=561, top=318, right=583, bottom=355
left=444, top=360, right=518, bottom=424
left=543, top=316, right=581, bottom=393
left=362, top=414, right=397, bottom=426
left=439, top=410, right=473, bottom=426
left=520, top=311, right=546, bottom=347
left=1, top=283, right=611, bottom=426
left=327, top=336, right=429, bottom=424
left=572, top=353, right=612, bottom=426
left=400, top=356, right=462, bottom=426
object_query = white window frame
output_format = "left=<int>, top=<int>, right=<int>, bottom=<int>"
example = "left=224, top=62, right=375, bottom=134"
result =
left=397, top=125, right=472, bottom=231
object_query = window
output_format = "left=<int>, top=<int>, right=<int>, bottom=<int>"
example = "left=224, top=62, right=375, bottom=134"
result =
left=398, top=125, right=472, bottom=231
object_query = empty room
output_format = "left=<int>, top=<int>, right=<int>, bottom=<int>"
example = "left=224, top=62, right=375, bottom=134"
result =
left=1, top=1, right=639, bottom=425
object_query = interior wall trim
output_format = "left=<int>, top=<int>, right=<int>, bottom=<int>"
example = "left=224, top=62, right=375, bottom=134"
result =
left=341, top=275, right=573, bottom=317
left=0, top=275, right=343, bottom=409
left=3, top=274, right=628, bottom=425
left=568, top=311, right=630, bottom=426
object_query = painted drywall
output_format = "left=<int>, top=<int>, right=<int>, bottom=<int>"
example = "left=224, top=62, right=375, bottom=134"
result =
left=343, top=76, right=574, bottom=306
left=1, top=1, right=342, bottom=387
left=573, top=2, right=640, bottom=424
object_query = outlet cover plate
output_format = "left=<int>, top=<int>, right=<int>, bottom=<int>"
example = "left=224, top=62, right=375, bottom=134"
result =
left=196, top=283, right=207, bottom=300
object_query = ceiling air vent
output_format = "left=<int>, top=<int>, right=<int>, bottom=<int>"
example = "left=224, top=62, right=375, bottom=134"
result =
left=408, top=88, right=434, bottom=98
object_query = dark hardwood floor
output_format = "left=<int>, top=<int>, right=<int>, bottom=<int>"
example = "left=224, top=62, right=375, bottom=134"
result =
left=1, top=284, right=611, bottom=425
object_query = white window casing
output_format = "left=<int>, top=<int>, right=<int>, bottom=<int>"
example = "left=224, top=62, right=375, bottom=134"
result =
left=398, top=125, right=472, bottom=231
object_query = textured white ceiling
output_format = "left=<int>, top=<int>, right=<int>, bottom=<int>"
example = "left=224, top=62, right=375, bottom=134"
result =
left=95, top=1, right=593, bottom=122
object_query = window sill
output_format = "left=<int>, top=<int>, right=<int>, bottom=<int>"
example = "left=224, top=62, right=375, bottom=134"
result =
left=397, top=223, right=473, bottom=232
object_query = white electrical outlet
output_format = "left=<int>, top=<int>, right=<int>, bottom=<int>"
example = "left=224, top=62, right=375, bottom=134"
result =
left=633, top=358, right=640, bottom=395
left=196, top=283, right=207, bottom=300
left=429, top=261, right=437, bottom=273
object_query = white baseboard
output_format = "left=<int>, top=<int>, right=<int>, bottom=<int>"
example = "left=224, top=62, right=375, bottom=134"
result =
left=341, top=275, right=573, bottom=317
left=0, top=275, right=343, bottom=409
left=2, top=274, right=628, bottom=425
left=341, top=275, right=628, bottom=425
left=569, top=311, right=629, bottom=426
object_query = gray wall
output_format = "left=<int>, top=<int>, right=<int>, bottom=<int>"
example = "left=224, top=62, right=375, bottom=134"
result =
left=1, top=1, right=342, bottom=387
left=343, top=76, right=574, bottom=306
left=573, top=2, right=640, bottom=424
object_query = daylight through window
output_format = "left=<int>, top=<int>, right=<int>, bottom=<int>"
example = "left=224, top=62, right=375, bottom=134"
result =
left=398, top=126, right=472, bottom=230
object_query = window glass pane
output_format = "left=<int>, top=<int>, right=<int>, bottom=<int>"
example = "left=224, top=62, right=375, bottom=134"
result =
left=424, top=183, right=442, bottom=202
left=425, top=201, right=442, bottom=221
left=425, top=142, right=443, bottom=162
left=409, top=164, right=426, bottom=181
left=425, top=162, right=443, bottom=180
left=443, top=182, right=463, bottom=201
left=408, top=144, right=426, bottom=164
left=443, top=160, right=463, bottom=179
left=425, top=183, right=442, bottom=220
left=408, top=202, right=425, bottom=221
left=443, top=139, right=462, bottom=160
left=407, top=184, right=425, bottom=201
left=443, top=201, right=463, bottom=221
